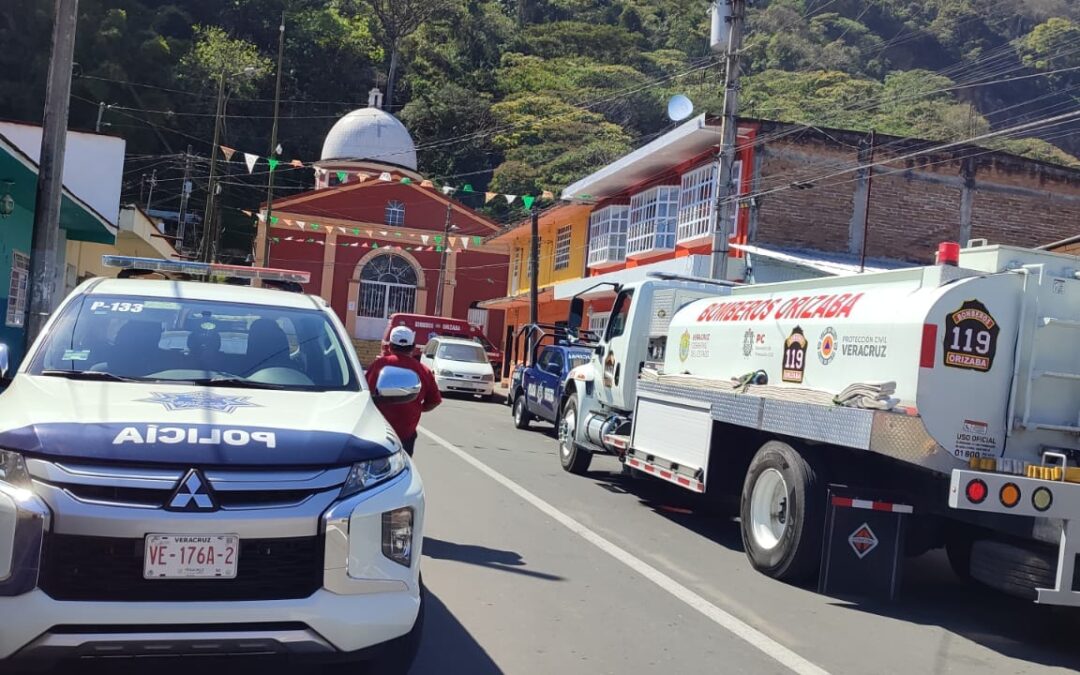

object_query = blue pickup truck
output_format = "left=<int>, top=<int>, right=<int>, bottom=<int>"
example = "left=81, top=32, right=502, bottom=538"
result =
left=510, top=344, right=593, bottom=429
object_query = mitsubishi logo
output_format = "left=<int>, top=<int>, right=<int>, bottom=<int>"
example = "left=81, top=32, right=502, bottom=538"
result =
left=167, top=469, right=217, bottom=512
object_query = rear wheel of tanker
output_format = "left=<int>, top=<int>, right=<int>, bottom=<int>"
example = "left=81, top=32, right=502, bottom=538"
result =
left=740, top=440, right=825, bottom=583
left=969, top=539, right=1057, bottom=601
left=559, top=394, right=591, bottom=475
left=513, top=394, right=532, bottom=429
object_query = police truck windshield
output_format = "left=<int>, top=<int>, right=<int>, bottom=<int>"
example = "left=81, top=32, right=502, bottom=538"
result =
left=28, top=295, right=358, bottom=391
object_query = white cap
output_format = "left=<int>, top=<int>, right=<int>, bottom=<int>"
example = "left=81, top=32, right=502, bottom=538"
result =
left=389, top=325, right=416, bottom=347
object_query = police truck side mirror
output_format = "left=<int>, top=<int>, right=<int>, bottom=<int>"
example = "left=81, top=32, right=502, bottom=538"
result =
left=0, top=343, right=10, bottom=380
left=568, top=298, right=584, bottom=333
left=372, top=366, right=422, bottom=405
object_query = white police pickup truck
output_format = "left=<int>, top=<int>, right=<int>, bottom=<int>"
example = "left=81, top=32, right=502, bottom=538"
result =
left=0, top=257, right=425, bottom=672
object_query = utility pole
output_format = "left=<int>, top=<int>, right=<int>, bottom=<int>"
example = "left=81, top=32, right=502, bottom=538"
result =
left=200, top=73, right=227, bottom=262
left=858, top=129, right=876, bottom=273
left=25, top=0, right=79, bottom=347
left=95, top=101, right=112, bottom=133
left=708, top=0, right=746, bottom=282
left=145, top=169, right=158, bottom=212
left=176, top=145, right=193, bottom=253
left=260, top=11, right=286, bottom=271
left=434, top=202, right=453, bottom=316
left=527, top=205, right=540, bottom=364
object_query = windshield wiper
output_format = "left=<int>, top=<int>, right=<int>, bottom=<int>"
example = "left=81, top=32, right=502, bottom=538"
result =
left=40, top=369, right=142, bottom=383
left=186, top=376, right=288, bottom=390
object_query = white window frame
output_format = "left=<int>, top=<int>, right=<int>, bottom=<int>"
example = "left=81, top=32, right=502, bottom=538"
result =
left=587, top=205, right=630, bottom=266
left=677, top=161, right=742, bottom=244
left=588, top=312, right=610, bottom=335
left=553, top=225, right=572, bottom=271
left=627, top=186, right=679, bottom=256
left=385, top=200, right=405, bottom=226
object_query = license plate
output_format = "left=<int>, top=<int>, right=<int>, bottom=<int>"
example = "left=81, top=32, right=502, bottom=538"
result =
left=144, top=534, right=239, bottom=579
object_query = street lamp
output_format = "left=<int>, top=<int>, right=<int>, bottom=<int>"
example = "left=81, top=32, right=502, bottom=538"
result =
left=200, top=66, right=258, bottom=263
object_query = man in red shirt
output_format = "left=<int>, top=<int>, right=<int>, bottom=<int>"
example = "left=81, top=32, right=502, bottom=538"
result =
left=366, top=326, right=442, bottom=456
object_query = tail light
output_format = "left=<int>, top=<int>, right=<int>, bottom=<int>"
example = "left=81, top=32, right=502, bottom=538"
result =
left=965, top=478, right=988, bottom=504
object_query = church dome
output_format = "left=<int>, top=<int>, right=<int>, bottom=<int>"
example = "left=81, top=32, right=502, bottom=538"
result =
left=320, top=88, right=417, bottom=171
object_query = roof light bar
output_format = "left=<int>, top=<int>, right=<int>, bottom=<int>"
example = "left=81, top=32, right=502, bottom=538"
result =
left=102, top=256, right=310, bottom=284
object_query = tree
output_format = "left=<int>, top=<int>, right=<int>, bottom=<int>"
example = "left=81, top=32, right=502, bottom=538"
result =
left=178, top=25, right=272, bottom=97
left=350, top=0, right=459, bottom=110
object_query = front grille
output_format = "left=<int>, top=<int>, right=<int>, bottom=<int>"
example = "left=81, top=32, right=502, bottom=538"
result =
left=39, top=533, right=323, bottom=602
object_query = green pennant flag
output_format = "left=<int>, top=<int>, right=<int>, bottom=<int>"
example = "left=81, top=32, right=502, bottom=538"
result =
left=272, top=237, right=280, bottom=243
left=436, top=245, right=444, bottom=252
left=463, top=184, right=474, bottom=193
left=268, top=158, right=280, bottom=172
left=473, top=236, right=482, bottom=245
left=395, top=232, right=402, bottom=237
left=400, top=177, right=412, bottom=184
left=310, top=223, right=320, bottom=230
left=372, top=243, right=379, bottom=249
left=522, top=195, right=535, bottom=210
left=434, top=235, right=443, bottom=244
left=352, top=228, right=360, bottom=235
left=336, top=171, right=348, bottom=183
left=269, top=216, right=279, bottom=225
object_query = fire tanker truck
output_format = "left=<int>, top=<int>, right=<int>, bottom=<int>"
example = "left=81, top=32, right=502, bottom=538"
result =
left=556, top=242, right=1080, bottom=606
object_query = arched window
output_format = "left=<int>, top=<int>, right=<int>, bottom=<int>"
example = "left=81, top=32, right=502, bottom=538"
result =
left=358, top=253, right=418, bottom=319
left=385, top=200, right=405, bottom=226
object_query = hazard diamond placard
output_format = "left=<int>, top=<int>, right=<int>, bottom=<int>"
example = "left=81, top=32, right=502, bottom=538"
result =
left=848, top=523, right=879, bottom=559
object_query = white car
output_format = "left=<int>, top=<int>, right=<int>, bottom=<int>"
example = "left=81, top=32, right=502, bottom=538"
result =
left=421, top=336, right=496, bottom=399
left=0, top=257, right=425, bottom=672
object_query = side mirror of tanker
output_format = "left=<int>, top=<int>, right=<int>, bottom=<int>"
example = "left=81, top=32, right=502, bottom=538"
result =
left=568, top=297, right=584, bottom=333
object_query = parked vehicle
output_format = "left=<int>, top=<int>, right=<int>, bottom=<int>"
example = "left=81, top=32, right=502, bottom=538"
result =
left=420, top=336, right=496, bottom=399
left=0, top=256, right=426, bottom=672
left=556, top=242, right=1080, bottom=607
left=383, top=313, right=502, bottom=372
left=510, top=344, right=592, bottom=429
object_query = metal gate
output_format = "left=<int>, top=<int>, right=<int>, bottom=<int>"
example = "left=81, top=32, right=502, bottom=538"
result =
left=359, top=281, right=416, bottom=318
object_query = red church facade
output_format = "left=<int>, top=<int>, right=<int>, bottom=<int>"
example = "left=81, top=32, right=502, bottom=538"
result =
left=259, top=178, right=506, bottom=360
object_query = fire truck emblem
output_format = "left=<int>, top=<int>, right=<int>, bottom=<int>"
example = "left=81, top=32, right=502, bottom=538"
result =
left=848, top=523, right=879, bottom=559
left=742, top=329, right=754, bottom=357
left=781, top=327, right=808, bottom=383
left=817, top=328, right=837, bottom=365
left=943, top=299, right=999, bottom=372
left=678, top=330, right=691, bottom=362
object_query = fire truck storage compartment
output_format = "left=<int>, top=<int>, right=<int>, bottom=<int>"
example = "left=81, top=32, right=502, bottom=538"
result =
left=630, top=394, right=712, bottom=480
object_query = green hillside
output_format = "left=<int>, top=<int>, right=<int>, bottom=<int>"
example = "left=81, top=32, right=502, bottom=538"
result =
left=2, top=0, right=1077, bottom=243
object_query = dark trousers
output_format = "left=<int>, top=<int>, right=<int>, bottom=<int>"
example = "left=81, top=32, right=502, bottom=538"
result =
left=402, top=434, right=417, bottom=457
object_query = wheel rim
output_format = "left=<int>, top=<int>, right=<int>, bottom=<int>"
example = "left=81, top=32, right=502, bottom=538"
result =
left=559, top=408, right=576, bottom=458
left=749, top=468, right=789, bottom=551
left=515, top=398, right=524, bottom=422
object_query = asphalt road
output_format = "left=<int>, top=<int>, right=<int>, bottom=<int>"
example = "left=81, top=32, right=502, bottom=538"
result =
left=409, top=395, right=1080, bottom=675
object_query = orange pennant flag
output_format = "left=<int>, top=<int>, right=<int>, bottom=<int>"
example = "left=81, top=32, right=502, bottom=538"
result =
left=420, top=179, right=434, bottom=188
left=485, top=192, right=497, bottom=204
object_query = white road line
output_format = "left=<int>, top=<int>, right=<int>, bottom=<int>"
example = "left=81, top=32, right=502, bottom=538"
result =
left=418, top=426, right=831, bottom=675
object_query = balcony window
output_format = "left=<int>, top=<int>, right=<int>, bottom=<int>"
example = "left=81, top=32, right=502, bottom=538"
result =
left=587, top=205, right=629, bottom=267
left=627, top=186, right=679, bottom=257
left=677, top=161, right=742, bottom=244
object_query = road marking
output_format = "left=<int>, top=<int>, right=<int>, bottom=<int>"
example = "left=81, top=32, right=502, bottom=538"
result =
left=418, top=426, right=831, bottom=675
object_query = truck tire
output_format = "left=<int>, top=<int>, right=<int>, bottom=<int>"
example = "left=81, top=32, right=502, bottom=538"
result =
left=740, top=440, right=825, bottom=583
left=513, top=394, right=532, bottom=429
left=559, top=393, right=592, bottom=475
left=969, top=539, right=1057, bottom=601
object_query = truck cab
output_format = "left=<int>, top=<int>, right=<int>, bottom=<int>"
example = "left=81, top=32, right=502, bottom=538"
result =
left=556, top=278, right=726, bottom=471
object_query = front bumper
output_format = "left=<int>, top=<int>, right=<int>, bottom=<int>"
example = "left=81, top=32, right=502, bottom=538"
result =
left=435, top=376, right=494, bottom=396
left=0, top=464, right=425, bottom=663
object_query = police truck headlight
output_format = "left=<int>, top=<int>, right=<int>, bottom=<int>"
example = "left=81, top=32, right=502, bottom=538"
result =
left=340, top=450, right=408, bottom=498
left=0, top=450, right=30, bottom=490
left=382, top=507, right=414, bottom=567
